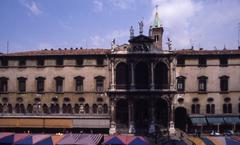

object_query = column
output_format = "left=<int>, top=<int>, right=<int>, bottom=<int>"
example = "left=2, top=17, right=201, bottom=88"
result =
left=168, top=95, right=176, bottom=134
left=169, top=58, right=175, bottom=90
left=128, top=99, right=135, bottom=134
left=148, top=98, right=156, bottom=134
left=110, top=61, right=116, bottom=90
left=130, top=63, right=135, bottom=89
left=109, top=98, right=117, bottom=134
left=150, top=62, right=155, bottom=90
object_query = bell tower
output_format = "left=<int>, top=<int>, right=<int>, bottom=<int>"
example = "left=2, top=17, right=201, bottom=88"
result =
left=150, top=6, right=164, bottom=51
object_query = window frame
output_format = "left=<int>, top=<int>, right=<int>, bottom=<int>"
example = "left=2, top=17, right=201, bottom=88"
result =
left=177, top=76, right=186, bottom=92
left=54, top=76, right=64, bottom=93
left=95, top=76, right=105, bottom=92
left=36, top=77, right=45, bottom=93
left=17, top=77, right=27, bottom=93
left=198, top=57, right=207, bottom=67
left=219, top=75, right=229, bottom=92
left=177, top=58, right=185, bottom=66
left=0, top=77, right=8, bottom=93
left=198, top=76, right=208, bottom=92
left=74, top=76, right=84, bottom=92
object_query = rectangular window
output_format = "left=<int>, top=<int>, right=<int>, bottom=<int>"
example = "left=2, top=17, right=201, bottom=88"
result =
left=96, top=58, right=104, bottom=66
left=76, top=79, right=83, bottom=92
left=154, top=35, right=159, bottom=42
left=76, top=59, right=83, bottom=66
left=56, top=58, right=63, bottom=66
left=220, top=79, right=228, bottom=92
left=19, top=59, right=26, bottom=67
left=1, top=59, right=8, bottom=67
left=36, top=78, right=45, bottom=93
left=96, top=78, right=104, bottom=92
left=177, top=79, right=185, bottom=92
left=56, top=79, right=63, bottom=93
left=18, top=78, right=26, bottom=93
left=0, top=78, right=8, bottom=93
left=198, top=79, right=207, bottom=92
left=198, top=58, right=207, bottom=67
left=37, top=59, right=44, bottom=67
left=177, top=58, right=185, bottom=66
left=220, top=57, right=228, bottom=67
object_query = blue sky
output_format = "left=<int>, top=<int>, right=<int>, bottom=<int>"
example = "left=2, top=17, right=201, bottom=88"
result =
left=0, top=0, right=240, bottom=53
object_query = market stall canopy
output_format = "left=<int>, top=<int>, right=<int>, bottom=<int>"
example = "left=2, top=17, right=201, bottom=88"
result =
left=206, top=117, right=224, bottom=125
left=0, top=133, right=29, bottom=145
left=224, top=116, right=240, bottom=124
left=190, top=116, right=207, bottom=125
left=57, top=134, right=103, bottom=145
left=14, top=134, right=50, bottom=145
left=35, top=135, right=64, bottom=145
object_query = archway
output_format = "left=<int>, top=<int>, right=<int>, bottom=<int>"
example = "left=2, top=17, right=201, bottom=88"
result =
left=134, top=99, right=149, bottom=130
left=174, top=107, right=188, bottom=131
left=154, top=62, right=169, bottom=89
left=155, top=98, right=168, bottom=128
left=116, top=99, right=128, bottom=127
left=116, top=62, right=129, bottom=89
left=135, top=62, right=149, bottom=89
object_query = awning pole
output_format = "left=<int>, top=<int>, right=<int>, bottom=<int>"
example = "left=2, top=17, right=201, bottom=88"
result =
left=217, top=124, right=220, bottom=133
left=233, top=124, right=236, bottom=131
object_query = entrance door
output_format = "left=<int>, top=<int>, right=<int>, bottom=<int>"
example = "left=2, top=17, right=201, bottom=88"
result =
left=174, top=107, right=187, bottom=131
left=134, top=99, right=149, bottom=130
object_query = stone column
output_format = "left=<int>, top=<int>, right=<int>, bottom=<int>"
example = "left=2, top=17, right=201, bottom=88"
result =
left=169, top=58, right=175, bottom=90
left=109, top=98, right=117, bottom=134
left=128, top=99, right=135, bottom=134
left=150, top=62, right=155, bottom=90
left=149, top=98, right=156, bottom=134
left=130, top=63, right=135, bottom=89
left=168, top=95, right=176, bottom=134
left=110, top=61, right=116, bottom=90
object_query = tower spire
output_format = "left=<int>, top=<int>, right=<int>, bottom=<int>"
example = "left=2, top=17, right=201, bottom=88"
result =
left=153, top=5, right=161, bottom=28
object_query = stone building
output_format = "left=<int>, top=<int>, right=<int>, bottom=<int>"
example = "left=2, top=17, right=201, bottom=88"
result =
left=0, top=11, right=239, bottom=134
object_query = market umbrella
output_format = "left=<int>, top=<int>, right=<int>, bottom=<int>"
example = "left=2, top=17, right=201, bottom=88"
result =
left=225, top=138, right=240, bottom=145
left=57, top=134, right=103, bottom=145
left=0, top=133, right=29, bottom=145
left=14, top=134, right=50, bottom=145
left=35, top=135, right=64, bottom=145
left=127, top=137, right=150, bottom=145
left=0, top=133, right=14, bottom=140
left=103, top=135, right=126, bottom=145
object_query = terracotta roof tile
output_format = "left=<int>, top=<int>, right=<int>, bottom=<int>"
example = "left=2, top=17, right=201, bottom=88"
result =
left=0, top=48, right=111, bottom=56
left=175, top=49, right=240, bottom=55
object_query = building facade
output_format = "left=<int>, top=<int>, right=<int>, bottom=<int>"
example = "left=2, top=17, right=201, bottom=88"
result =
left=0, top=12, right=240, bottom=134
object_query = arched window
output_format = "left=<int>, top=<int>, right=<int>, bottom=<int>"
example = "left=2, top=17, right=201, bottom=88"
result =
left=116, top=62, right=129, bottom=89
left=74, top=104, right=80, bottom=114
left=27, top=104, right=33, bottom=113
left=191, top=98, right=200, bottom=114
left=7, top=104, right=12, bottom=113
left=103, top=104, right=108, bottom=114
left=0, top=104, right=3, bottom=113
left=50, top=103, right=59, bottom=113
left=15, top=104, right=20, bottom=113
left=42, top=104, right=48, bottom=114
left=154, top=62, right=169, bottom=89
left=206, top=98, right=215, bottom=114
left=135, top=62, right=149, bottom=89
left=97, top=104, right=103, bottom=114
left=62, top=103, right=72, bottom=114
left=223, top=97, right=232, bottom=114
left=84, top=104, right=89, bottom=114
left=92, top=104, right=97, bottom=114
